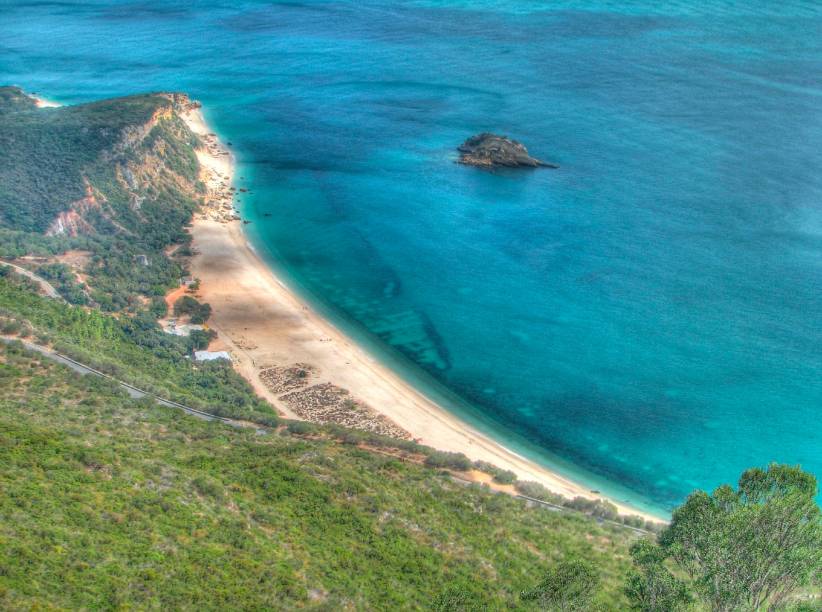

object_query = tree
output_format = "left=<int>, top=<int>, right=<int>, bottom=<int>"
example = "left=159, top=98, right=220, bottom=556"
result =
left=149, top=296, right=167, bottom=319
left=624, top=539, right=690, bottom=611
left=188, top=328, right=215, bottom=351
left=659, top=463, right=822, bottom=611
left=173, top=295, right=211, bottom=324
left=521, top=558, right=600, bottom=611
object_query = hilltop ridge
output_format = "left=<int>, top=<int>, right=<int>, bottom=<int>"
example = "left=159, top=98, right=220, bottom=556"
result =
left=0, top=87, right=200, bottom=235
left=0, top=88, right=203, bottom=309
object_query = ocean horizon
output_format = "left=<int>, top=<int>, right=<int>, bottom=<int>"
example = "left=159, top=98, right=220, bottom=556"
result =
left=4, top=0, right=821, bottom=514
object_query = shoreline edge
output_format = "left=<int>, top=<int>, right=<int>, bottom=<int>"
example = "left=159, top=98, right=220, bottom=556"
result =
left=179, top=102, right=666, bottom=524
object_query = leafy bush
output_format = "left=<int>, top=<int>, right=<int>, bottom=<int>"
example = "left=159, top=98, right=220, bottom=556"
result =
left=493, top=469, right=517, bottom=485
left=173, top=295, right=211, bottom=324
left=521, top=557, right=600, bottom=610
left=0, top=318, right=22, bottom=335
left=473, top=460, right=518, bottom=485
left=286, top=420, right=320, bottom=435
left=624, top=539, right=691, bottom=611
left=149, top=297, right=167, bottom=318
left=187, top=329, right=215, bottom=351
left=192, top=475, right=225, bottom=501
left=514, top=480, right=566, bottom=505
left=424, top=451, right=473, bottom=471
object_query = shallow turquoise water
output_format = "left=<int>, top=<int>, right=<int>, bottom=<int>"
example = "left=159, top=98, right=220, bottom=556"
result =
left=3, top=0, right=821, bottom=513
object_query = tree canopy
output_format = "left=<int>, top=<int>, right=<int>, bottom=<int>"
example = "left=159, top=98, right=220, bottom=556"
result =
left=657, top=463, right=822, bottom=611
left=624, top=539, right=690, bottom=611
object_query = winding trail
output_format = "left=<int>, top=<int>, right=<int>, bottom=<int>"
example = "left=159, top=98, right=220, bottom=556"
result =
left=0, top=260, right=65, bottom=301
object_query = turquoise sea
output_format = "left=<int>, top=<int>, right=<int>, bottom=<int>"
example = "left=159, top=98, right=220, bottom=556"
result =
left=3, top=0, right=821, bottom=515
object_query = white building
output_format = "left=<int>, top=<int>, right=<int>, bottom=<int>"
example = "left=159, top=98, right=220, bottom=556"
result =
left=193, top=350, right=230, bottom=362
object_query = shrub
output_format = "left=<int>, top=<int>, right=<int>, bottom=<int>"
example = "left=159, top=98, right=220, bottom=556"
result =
left=192, top=475, right=224, bottom=501
left=286, top=420, right=319, bottom=435
left=1, top=319, right=22, bottom=335
left=621, top=515, right=646, bottom=529
left=173, top=295, right=211, bottom=323
left=149, top=296, right=168, bottom=318
left=514, top=480, right=566, bottom=506
left=339, top=430, right=366, bottom=445
left=254, top=413, right=280, bottom=428
left=424, top=451, right=473, bottom=472
left=188, top=328, right=215, bottom=351
left=473, top=459, right=517, bottom=484
left=521, top=557, right=600, bottom=610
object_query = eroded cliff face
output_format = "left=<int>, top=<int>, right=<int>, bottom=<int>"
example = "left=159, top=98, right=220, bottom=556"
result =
left=37, top=93, right=203, bottom=238
left=46, top=181, right=98, bottom=237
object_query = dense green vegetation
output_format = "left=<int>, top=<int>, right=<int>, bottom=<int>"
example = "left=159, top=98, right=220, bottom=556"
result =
left=1, top=87, right=164, bottom=231
left=0, top=273, right=274, bottom=425
left=0, top=341, right=642, bottom=610
left=0, top=86, right=36, bottom=111
left=0, top=86, right=202, bottom=310
left=35, top=262, right=88, bottom=304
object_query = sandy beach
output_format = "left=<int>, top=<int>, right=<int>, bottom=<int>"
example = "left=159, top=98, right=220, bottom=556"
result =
left=181, top=106, right=663, bottom=523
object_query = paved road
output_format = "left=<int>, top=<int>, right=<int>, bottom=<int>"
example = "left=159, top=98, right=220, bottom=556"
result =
left=2, top=337, right=254, bottom=429
left=0, top=260, right=64, bottom=301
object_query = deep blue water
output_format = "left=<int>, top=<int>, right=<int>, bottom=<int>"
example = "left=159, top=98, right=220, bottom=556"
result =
left=3, top=0, right=821, bottom=514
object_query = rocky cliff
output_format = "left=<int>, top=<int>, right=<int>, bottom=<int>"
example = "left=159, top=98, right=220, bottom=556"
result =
left=0, top=87, right=203, bottom=236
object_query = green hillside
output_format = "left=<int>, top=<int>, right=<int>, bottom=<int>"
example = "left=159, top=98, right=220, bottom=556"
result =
left=0, top=86, right=197, bottom=233
left=0, top=339, right=640, bottom=610
left=0, top=87, right=201, bottom=310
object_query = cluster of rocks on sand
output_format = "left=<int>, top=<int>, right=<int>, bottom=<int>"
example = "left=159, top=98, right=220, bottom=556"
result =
left=260, top=363, right=412, bottom=439
left=196, top=131, right=240, bottom=223
left=260, top=363, right=316, bottom=394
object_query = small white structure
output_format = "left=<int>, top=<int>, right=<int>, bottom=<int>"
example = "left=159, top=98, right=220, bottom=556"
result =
left=194, top=350, right=230, bottom=362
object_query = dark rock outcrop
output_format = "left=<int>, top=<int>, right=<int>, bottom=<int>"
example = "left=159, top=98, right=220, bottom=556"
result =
left=457, top=133, right=558, bottom=169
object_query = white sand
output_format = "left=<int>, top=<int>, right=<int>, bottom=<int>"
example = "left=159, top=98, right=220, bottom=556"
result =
left=181, top=106, right=664, bottom=523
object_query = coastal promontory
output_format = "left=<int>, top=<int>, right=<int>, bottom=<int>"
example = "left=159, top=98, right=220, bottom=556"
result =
left=457, top=133, right=558, bottom=168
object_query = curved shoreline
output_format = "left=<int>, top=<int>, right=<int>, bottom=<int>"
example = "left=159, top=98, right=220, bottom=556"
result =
left=181, top=106, right=667, bottom=524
